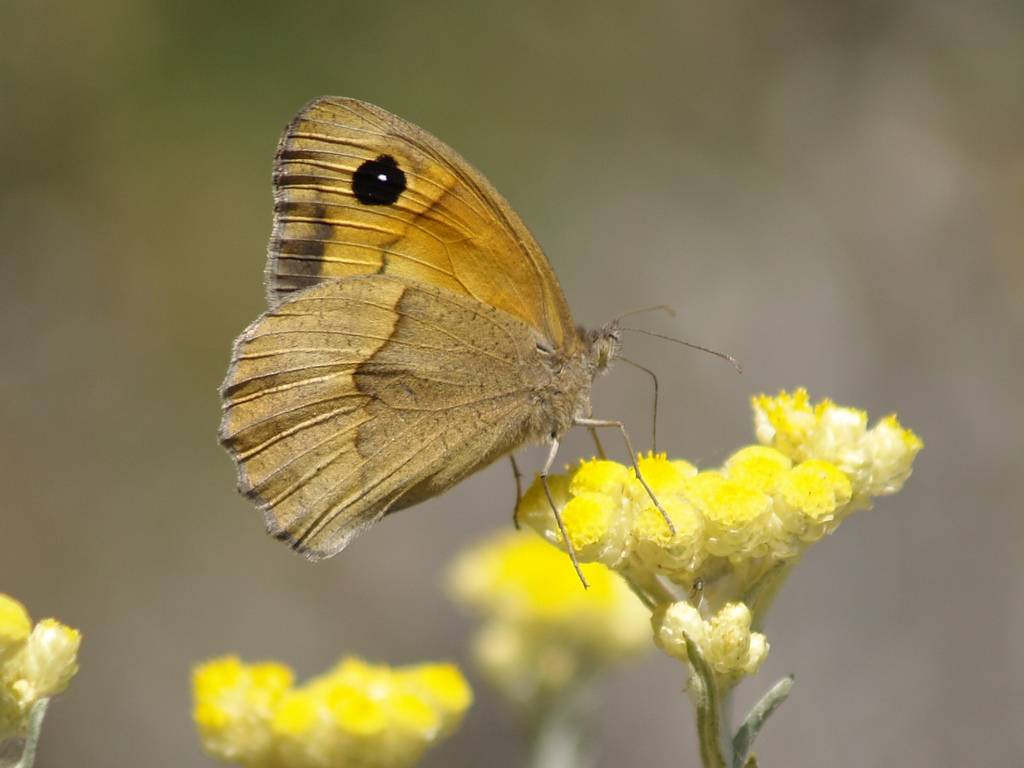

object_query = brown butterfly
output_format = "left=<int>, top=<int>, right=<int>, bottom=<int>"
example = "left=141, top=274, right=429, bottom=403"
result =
left=220, top=97, right=672, bottom=583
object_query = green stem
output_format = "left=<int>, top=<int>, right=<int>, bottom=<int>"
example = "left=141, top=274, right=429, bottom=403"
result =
left=682, top=634, right=726, bottom=768
left=744, top=560, right=795, bottom=633
left=620, top=568, right=678, bottom=610
left=2, top=699, right=49, bottom=768
left=528, top=685, right=594, bottom=768
left=718, top=688, right=734, bottom=767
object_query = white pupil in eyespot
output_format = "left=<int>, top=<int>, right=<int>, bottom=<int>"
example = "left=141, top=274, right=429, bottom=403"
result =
left=377, top=173, right=388, bottom=182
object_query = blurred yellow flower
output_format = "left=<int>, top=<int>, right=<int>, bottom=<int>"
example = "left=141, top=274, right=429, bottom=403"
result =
left=446, top=529, right=650, bottom=708
left=192, top=654, right=471, bottom=768
left=0, top=596, right=32, bottom=665
left=0, top=594, right=81, bottom=739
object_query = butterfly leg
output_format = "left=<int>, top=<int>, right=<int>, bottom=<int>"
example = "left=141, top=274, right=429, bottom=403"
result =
left=588, top=427, right=608, bottom=460
left=510, top=455, right=524, bottom=529
left=690, top=577, right=705, bottom=611
left=574, top=417, right=676, bottom=535
left=541, top=437, right=589, bottom=589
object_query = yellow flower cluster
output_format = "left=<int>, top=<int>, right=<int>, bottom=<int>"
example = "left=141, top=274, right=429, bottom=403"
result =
left=519, top=390, right=922, bottom=591
left=446, top=530, right=649, bottom=708
left=752, top=389, right=921, bottom=498
left=0, top=594, right=81, bottom=738
left=192, top=655, right=471, bottom=768
left=653, top=602, right=768, bottom=685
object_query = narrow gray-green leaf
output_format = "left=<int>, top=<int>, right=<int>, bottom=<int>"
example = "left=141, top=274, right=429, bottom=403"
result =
left=732, top=675, right=794, bottom=767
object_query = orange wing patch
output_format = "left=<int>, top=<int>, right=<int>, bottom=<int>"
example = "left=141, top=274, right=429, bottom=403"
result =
left=266, top=97, right=578, bottom=352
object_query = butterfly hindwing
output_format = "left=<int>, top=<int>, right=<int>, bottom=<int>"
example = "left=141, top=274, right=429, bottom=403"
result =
left=266, top=97, right=578, bottom=352
left=220, top=275, right=547, bottom=558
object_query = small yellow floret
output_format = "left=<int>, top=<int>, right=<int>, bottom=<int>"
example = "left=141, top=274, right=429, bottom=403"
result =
left=859, top=414, right=923, bottom=495
left=390, top=692, right=441, bottom=736
left=271, top=691, right=317, bottom=736
left=192, top=656, right=291, bottom=763
left=724, top=446, right=793, bottom=493
left=631, top=497, right=704, bottom=576
left=569, top=459, right=631, bottom=496
left=404, top=663, right=473, bottom=717
left=633, top=453, right=696, bottom=495
left=752, top=389, right=815, bottom=456
left=515, top=473, right=572, bottom=541
left=561, top=493, right=615, bottom=551
left=328, top=685, right=386, bottom=736
left=779, top=460, right=852, bottom=522
left=685, top=472, right=771, bottom=557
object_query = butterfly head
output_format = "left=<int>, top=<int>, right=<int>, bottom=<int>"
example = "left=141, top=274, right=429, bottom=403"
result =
left=581, top=322, right=623, bottom=375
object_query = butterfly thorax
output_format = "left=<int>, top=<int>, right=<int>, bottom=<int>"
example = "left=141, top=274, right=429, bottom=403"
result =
left=580, top=322, right=623, bottom=374
left=524, top=323, right=622, bottom=443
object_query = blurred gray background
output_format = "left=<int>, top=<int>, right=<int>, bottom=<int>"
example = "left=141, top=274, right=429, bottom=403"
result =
left=1, top=1, right=1021, bottom=765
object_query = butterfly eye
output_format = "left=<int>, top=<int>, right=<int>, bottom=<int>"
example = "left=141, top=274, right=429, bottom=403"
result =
left=352, top=154, right=407, bottom=206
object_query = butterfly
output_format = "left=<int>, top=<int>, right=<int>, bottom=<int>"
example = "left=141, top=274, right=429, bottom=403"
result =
left=219, top=97, right=672, bottom=583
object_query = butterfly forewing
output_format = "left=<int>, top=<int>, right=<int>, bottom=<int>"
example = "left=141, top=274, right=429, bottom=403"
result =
left=266, top=97, right=578, bottom=352
left=221, top=275, right=547, bottom=557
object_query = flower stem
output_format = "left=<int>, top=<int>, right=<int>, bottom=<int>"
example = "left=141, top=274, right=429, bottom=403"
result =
left=682, top=633, right=727, bottom=768
left=529, top=685, right=594, bottom=768
left=719, top=689, right=734, bottom=767
left=2, top=699, right=49, bottom=768
left=745, top=561, right=794, bottom=632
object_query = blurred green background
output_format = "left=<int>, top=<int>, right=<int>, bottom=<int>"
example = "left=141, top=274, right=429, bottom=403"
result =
left=2, top=1, right=1021, bottom=765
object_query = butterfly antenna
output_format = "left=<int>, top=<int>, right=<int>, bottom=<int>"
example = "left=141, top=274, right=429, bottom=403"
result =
left=612, top=304, right=677, bottom=323
left=620, top=356, right=660, bottom=453
left=621, top=327, right=742, bottom=373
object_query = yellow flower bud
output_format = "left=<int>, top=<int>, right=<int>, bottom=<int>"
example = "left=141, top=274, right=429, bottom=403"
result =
left=653, top=602, right=769, bottom=682
left=0, top=600, right=81, bottom=739
left=706, top=603, right=766, bottom=677
left=11, top=619, right=82, bottom=702
left=859, top=415, right=923, bottom=496
left=652, top=601, right=707, bottom=660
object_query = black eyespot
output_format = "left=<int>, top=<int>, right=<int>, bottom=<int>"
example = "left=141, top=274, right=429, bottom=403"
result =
left=352, top=155, right=406, bottom=206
